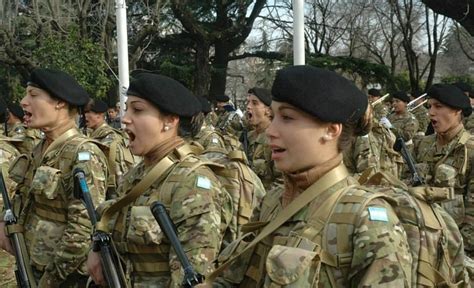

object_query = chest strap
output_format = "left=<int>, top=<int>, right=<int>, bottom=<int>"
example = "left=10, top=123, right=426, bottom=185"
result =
left=205, top=163, right=349, bottom=283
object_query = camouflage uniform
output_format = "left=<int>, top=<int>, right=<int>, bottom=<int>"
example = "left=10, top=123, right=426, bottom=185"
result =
left=106, top=143, right=232, bottom=287
left=414, top=128, right=474, bottom=256
left=213, top=165, right=412, bottom=287
left=247, top=129, right=283, bottom=190
left=8, top=122, right=43, bottom=155
left=0, top=137, right=21, bottom=288
left=8, top=128, right=108, bottom=287
left=464, top=112, right=474, bottom=134
left=388, top=111, right=419, bottom=144
left=372, top=103, right=389, bottom=121
left=89, top=123, right=135, bottom=199
left=411, top=105, right=430, bottom=135
left=194, top=123, right=228, bottom=157
left=215, top=110, right=243, bottom=139
left=344, top=122, right=403, bottom=179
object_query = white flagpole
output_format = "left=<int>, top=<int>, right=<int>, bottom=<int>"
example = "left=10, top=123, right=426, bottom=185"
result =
left=293, top=0, right=305, bottom=65
left=116, top=0, right=129, bottom=125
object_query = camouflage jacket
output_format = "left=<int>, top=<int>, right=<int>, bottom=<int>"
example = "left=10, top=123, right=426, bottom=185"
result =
left=464, top=112, right=474, bottom=134
left=388, top=111, right=419, bottom=143
left=411, top=105, right=430, bottom=135
left=372, top=103, right=389, bottom=121
left=108, top=144, right=232, bottom=287
left=414, top=128, right=474, bottom=253
left=9, top=128, right=108, bottom=284
left=247, top=130, right=283, bottom=191
left=214, top=171, right=412, bottom=287
left=8, top=122, right=43, bottom=155
left=216, top=111, right=243, bottom=138
left=89, top=123, right=135, bottom=198
left=194, top=124, right=228, bottom=156
left=0, top=137, right=21, bottom=206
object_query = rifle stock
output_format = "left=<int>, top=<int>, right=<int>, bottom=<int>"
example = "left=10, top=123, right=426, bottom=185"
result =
left=393, top=138, right=425, bottom=186
left=73, top=168, right=127, bottom=288
left=0, top=171, right=37, bottom=288
left=150, top=201, right=203, bottom=288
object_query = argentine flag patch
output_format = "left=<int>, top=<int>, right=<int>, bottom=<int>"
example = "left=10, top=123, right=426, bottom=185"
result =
left=196, top=176, right=211, bottom=190
left=368, top=207, right=388, bottom=222
left=78, top=151, right=91, bottom=161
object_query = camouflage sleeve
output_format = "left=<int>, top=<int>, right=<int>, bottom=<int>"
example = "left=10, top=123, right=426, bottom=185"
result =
left=47, top=142, right=108, bottom=280
left=353, top=135, right=374, bottom=174
left=349, top=198, right=412, bottom=287
left=168, top=166, right=225, bottom=287
left=394, top=117, right=419, bottom=142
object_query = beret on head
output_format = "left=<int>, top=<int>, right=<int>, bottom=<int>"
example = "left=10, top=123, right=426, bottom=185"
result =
left=368, top=88, right=381, bottom=97
left=8, top=104, right=24, bottom=119
left=428, top=84, right=472, bottom=117
left=392, top=91, right=410, bottom=103
left=89, top=99, right=108, bottom=113
left=197, top=96, right=212, bottom=113
left=127, top=73, right=200, bottom=117
left=248, top=87, right=272, bottom=106
left=28, top=68, right=89, bottom=106
left=215, top=94, right=230, bottom=102
left=271, top=66, right=368, bottom=124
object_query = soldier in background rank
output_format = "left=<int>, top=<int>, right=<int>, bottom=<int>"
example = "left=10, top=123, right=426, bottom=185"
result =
left=385, top=91, right=419, bottom=145
left=208, top=66, right=412, bottom=287
left=87, top=72, right=232, bottom=287
left=215, top=94, right=244, bottom=139
left=414, top=83, right=474, bottom=257
left=409, top=92, right=430, bottom=135
left=245, top=87, right=283, bottom=190
left=6, top=103, right=43, bottom=154
left=85, top=98, right=136, bottom=199
left=368, top=88, right=389, bottom=120
left=0, top=68, right=109, bottom=287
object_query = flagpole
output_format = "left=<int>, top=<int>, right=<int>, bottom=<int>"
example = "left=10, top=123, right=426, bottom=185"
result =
left=116, top=0, right=129, bottom=125
left=293, top=0, right=305, bottom=65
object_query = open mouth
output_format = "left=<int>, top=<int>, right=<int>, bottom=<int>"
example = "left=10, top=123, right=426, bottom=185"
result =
left=23, top=111, right=32, bottom=123
left=125, top=129, right=136, bottom=142
left=247, top=112, right=253, bottom=120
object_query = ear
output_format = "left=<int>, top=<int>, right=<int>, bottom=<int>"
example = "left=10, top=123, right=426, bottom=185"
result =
left=162, top=114, right=180, bottom=132
left=56, top=100, right=67, bottom=110
left=323, top=123, right=342, bottom=142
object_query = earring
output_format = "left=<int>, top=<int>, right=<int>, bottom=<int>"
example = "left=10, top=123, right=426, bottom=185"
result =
left=55, top=105, right=60, bottom=109
left=164, top=126, right=170, bottom=131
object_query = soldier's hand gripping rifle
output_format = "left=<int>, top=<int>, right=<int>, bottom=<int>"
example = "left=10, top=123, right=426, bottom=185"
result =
left=0, top=171, right=37, bottom=288
left=150, top=201, right=204, bottom=288
left=73, top=168, right=127, bottom=288
left=393, top=138, right=425, bottom=186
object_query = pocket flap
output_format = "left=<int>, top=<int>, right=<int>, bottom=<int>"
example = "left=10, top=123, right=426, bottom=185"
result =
left=31, top=166, right=62, bottom=199
left=266, top=245, right=317, bottom=285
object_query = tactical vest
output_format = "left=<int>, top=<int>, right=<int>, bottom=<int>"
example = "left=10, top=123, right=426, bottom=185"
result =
left=106, top=145, right=231, bottom=280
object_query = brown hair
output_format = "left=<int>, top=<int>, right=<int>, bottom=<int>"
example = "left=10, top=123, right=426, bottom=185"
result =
left=337, top=105, right=373, bottom=152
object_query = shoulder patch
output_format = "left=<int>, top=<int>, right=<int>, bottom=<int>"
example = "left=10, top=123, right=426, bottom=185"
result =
left=368, top=207, right=388, bottom=222
left=77, top=151, right=91, bottom=161
left=211, top=137, right=219, bottom=144
left=196, top=175, right=211, bottom=190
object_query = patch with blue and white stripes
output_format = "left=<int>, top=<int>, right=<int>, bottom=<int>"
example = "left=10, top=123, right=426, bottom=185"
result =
left=368, top=207, right=388, bottom=222
left=196, top=176, right=211, bottom=190
left=77, top=151, right=91, bottom=161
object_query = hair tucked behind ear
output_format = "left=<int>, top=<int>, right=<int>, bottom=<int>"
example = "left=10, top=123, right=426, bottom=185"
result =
left=178, top=113, right=204, bottom=138
left=337, top=106, right=373, bottom=153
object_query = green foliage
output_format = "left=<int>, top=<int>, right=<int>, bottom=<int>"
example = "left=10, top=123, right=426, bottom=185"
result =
left=32, top=27, right=112, bottom=99
left=306, top=54, right=392, bottom=87
left=440, top=75, right=474, bottom=86
left=389, top=71, right=412, bottom=93
left=159, top=59, right=194, bottom=88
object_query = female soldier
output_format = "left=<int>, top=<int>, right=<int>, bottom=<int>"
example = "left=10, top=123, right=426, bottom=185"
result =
left=87, top=72, right=231, bottom=287
left=0, top=68, right=109, bottom=287
left=414, top=83, right=474, bottom=257
left=205, top=66, right=412, bottom=287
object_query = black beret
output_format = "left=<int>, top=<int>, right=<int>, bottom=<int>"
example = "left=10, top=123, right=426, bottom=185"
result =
left=197, top=96, right=212, bottom=113
left=127, top=73, right=200, bottom=117
left=28, top=68, right=89, bottom=106
left=392, top=91, right=410, bottom=103
left=428, top=84, right=472, bottom=117
left=368, top=88, right=381, bottom=97
left=8, top=104, right=24, bottom=119
left=215, top=94, right=230, bottom=102
left=248, top=87, right=272, bottom=106
left=271, top=66, right=368, bottom=124
left=89, top=99, right=108, bottom=113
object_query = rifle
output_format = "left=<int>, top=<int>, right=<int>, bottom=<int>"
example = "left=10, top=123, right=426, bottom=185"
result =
left=240, top=127, right=250, bottom=164
left=73, top=168, right=127, bottom=288
left=150, top=201, right=203, bottom=288
left=393, top=137, right=425, bottom=186
left=0, top=171, right=37, bottom=288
